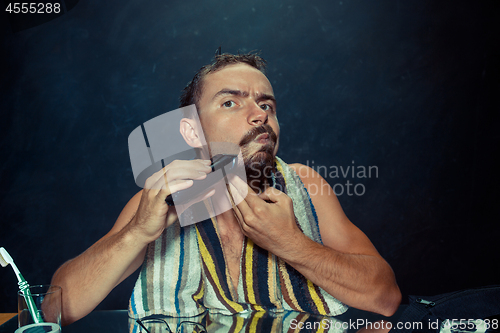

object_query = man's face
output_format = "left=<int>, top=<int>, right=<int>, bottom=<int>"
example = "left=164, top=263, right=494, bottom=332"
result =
left=197, top=64, right=280, bottom=189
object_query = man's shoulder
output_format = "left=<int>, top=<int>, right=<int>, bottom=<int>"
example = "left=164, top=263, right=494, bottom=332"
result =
left=284, top=162, right=332, bottom=200
left=287, top=163, right=323, bottom=181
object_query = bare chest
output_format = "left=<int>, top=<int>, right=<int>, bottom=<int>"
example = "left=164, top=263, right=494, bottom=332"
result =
left=218, top=227, right=245, bottom=293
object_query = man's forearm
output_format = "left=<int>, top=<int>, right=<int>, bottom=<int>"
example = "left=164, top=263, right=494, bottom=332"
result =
left=277, top=232, right=401, bottom=316
left=51, top=222, right=147, bottom=326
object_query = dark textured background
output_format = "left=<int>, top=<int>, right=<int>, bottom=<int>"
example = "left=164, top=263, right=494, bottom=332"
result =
left=1, top=0, right=499, bottom=313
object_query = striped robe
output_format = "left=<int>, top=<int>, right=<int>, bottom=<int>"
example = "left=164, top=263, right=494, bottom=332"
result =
left=128, top=310, right=349, bottom=333
left=128, top=157, right=347, bottom=319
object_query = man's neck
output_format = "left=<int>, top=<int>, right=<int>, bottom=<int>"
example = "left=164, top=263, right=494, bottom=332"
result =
left=216, top=209, right=240, bottom=230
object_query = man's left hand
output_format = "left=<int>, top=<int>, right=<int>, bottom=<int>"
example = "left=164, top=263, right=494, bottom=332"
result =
left=227, top=176, right=303, bottom=255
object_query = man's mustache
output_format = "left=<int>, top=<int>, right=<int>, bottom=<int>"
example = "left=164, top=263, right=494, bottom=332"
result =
left=239, top=124, right=277, bottom=147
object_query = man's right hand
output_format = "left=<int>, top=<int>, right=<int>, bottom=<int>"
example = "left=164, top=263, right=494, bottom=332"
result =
left=130, top=159, right=213, bottom=243
left=49, top=159, right=213, bottom=326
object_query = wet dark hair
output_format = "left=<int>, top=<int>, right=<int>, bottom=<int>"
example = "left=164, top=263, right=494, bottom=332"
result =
left=179, top=52, right=267, bottom=111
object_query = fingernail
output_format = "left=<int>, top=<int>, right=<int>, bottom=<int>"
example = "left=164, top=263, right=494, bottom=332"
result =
left=202, top=160, right=212, bottom=165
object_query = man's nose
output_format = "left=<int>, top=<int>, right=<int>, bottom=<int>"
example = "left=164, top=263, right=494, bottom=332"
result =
left=248, top=104, right=268, bottom=126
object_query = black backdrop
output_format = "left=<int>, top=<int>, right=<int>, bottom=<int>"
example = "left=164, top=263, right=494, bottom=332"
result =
left=1, top=0, right=499, bottom=313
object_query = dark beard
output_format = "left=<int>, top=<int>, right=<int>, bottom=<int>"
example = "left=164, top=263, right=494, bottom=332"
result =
left=239, top=124, right=278, bottom=193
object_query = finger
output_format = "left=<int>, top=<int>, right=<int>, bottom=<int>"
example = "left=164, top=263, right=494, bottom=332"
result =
left=226, top=175, right=252, bottom=203
left=157, top=179, right=194, bottom=198
left=160, top=159, right=211, bottom=180
left=199, top=188, right=216, bottom=201
left=225, top=183, right=242, bottom=214
left=172, top=158, right=212, bottom=167
left=227, top=181, right=252, bottom=220
left=149, top=172, right=198, bottom=191
left=227, top=181, right=245, bottom=206
left=163, top=160, right=212, bottom=182
left=145, top=160, right=212, bottom=190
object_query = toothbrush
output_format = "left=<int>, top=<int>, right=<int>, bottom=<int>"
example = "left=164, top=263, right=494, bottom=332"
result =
left=0, top=247, right=44, bottom=324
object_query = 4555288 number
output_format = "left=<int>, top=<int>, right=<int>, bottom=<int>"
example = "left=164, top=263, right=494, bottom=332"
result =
left=6, top=2, right=61, bottom=14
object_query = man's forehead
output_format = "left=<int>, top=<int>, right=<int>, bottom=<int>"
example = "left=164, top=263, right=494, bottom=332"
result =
left=202, top=64, right=274, bottom=98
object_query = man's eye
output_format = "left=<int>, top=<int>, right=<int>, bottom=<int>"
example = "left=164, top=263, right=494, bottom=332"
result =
left=222, top=100, right=236, bottom=108
left=260, top=104, right=273, bottom=112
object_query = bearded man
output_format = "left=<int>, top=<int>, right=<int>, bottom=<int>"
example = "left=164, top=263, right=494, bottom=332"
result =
left=50, top=53, right=401, bottom=326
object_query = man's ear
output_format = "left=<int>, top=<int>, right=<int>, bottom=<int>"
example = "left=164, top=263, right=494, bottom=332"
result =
left=180, top=118, right=204, bottom=148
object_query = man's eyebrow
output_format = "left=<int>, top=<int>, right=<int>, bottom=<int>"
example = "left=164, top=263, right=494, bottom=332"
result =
left=212, top=89, right=247, bottom=100
left=212, top=89, right=276, bottom=105
left=256, top=93, right=276, bottom=105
